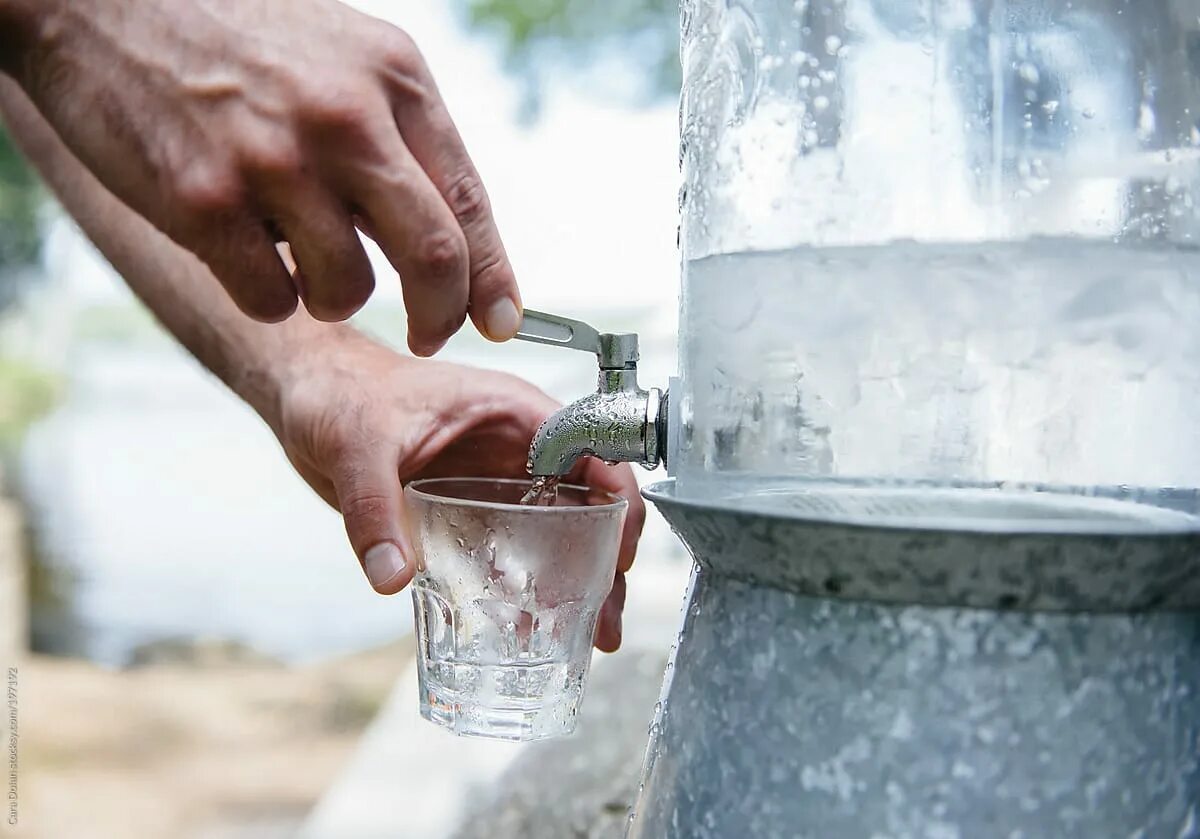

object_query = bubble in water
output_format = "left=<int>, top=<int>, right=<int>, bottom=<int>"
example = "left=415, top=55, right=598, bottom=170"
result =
left=824, top=35, right=841, bottom=56
left=813, top=95, right=830, bottom=112
left=1017, top=62, right=1040, bottom=85
left=1082, top=107, right=1096, bottom=119
left=1042, top=99, right=1059, bottom=116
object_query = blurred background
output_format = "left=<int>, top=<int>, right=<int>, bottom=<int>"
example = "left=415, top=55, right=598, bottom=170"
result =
left=0, top=1, right=690, bottom=837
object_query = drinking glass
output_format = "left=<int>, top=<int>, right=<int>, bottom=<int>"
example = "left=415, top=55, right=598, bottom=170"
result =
left=404, top=478, right=627, bottom=741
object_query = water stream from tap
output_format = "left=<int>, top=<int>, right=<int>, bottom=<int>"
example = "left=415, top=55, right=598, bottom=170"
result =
left=520, top=475, right=561, bottom=507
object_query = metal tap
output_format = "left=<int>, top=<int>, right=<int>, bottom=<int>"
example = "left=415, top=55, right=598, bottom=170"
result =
left=515, top=310, right=667, bottom=477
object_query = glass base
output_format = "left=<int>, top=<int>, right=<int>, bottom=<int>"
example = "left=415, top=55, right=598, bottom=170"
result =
left=419, top=679, right=581, bottom=742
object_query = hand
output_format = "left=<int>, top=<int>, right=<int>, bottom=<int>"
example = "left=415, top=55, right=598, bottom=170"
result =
left=3, top=0, right=520, bottom=353
left=268, top=332, right=646, bottom=652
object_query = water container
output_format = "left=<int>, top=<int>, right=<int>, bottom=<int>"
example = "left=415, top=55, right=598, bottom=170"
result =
left=631, top=2, right=1200, bottom=835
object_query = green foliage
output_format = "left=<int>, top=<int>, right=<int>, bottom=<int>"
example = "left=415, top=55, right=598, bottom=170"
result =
left=0, top=356, right=59, bottom=444
left=463, top=0, right=680, bottom=107
left=0, top=126, right=41, bottom=272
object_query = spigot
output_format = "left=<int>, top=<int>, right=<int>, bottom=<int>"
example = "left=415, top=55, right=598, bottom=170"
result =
left=515, top=310, right=668, bottom=477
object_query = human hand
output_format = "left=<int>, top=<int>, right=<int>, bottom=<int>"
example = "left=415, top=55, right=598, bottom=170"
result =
left=2, top=0, right=519, bottom=353
left=266, top=332, right=646, bottom=652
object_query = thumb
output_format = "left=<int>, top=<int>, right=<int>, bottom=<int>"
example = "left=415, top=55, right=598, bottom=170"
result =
left=331, top=449, right=415, bottom=595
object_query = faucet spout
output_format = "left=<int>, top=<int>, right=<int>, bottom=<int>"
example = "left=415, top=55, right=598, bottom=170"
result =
left=527, top=384, right=665, bottom=477
left=514, top=309, right=667, bottom=477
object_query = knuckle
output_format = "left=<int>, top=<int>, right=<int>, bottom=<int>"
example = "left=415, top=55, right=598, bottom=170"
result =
left=469, top=249, right=513, bottom=295
left=378, top=26, right=424, bottom=77
left=237, top=134, right=304, bottom=182
left=173, top=162, right=243, bottom=219
left=339, top=488, right=390, bottom=524
left=304, top=86, right=376, bottom=133
left=413, top=228, right=466, bottom=281
left=444, top=172, right=491, bottom=228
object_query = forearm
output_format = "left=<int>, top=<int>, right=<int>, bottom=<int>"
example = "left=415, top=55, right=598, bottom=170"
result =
left=0, top=76, right=349, bottom=429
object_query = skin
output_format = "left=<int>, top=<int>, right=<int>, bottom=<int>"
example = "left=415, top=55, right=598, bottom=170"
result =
left=0, top=78, right=646, bottom=652
left=0, top=0, right=522, bottom=354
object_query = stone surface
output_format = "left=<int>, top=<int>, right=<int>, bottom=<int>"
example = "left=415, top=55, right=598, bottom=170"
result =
left=125, top=637, right=282, bottom=669
left=299, top=548, right=691, bottom=839
left=452, top=649, right=668, bottom=839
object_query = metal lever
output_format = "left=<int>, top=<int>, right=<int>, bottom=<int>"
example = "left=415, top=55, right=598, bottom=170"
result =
left=516, top=310, right=602, bottom=355
left=516, top=309, right=638, bottom=370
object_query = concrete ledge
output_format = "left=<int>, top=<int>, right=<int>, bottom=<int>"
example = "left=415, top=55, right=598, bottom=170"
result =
left=451, top=649, right=668, bottom=839
left=0, top=494, right=26, bottom=667
left=301, top=553, right=689, bottom=839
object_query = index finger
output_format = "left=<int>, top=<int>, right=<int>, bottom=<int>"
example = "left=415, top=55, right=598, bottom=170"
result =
left=385, top=62, right=523, bottom=344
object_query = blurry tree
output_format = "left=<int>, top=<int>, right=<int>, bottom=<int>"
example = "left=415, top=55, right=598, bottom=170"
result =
left=0, top=129, right=58, bottom=447
left=462, top=0, right=680, bottom=111
left=0, top=127, right=40, bottom=275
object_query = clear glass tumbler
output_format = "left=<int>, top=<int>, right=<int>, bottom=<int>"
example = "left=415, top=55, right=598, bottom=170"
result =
left=403, top=478, right=627, bottom=741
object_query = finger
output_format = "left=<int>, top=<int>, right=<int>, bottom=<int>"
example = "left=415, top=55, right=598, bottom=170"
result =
left=197, top=218, right=299, bottom=323
left=352, top=136, right=469, bottom=356
left=388, top=76, right=522, bottom=343
left=329, top=445, right=414, bottom=595
left=581, top=460, right=645, bottom=574
left=594, top=571, right=626, bottom=653
left=270, top=189, right=375, bottom=321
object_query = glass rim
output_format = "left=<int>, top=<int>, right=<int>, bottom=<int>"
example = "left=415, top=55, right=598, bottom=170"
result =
left=404, top=477, right=628, bottom=513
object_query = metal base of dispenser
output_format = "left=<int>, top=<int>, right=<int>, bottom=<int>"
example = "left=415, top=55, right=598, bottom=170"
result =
left=629, top=479, right=1200, bottom=838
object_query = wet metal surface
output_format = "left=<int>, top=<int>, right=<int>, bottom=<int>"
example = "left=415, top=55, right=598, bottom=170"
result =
left=644, top=480, right=1200, bottom=612
left=630, top=570, right=1200, bottom=838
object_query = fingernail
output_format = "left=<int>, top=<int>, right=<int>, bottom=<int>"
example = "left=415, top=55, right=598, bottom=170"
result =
left=363, top=542, right=407, bottom=589
left=483, top=297, right=521, bottom=342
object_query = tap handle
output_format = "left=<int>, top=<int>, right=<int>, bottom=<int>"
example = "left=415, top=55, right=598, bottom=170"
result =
left=516, top=309, right=639, bottom=370
left=515, top=309, right=603, bottom=355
